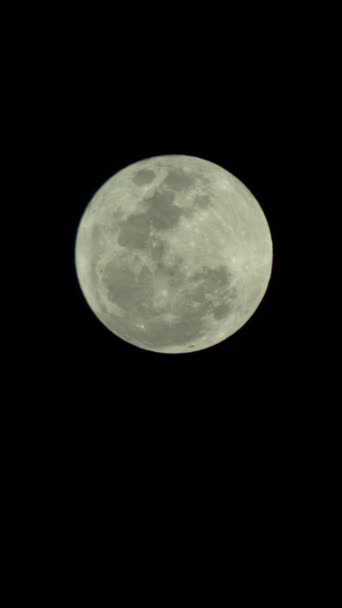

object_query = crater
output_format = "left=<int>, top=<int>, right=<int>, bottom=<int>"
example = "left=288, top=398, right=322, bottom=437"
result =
left=132, top=169, right=156, bottom=186
left=163, top=169, right=194, bottom=191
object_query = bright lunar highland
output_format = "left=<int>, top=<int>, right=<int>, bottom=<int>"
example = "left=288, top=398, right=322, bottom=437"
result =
left=75, top=155, right=273, bottom=353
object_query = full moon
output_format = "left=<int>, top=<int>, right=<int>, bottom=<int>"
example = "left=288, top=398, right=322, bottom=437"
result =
left=75, top=155, right=273, bottom=353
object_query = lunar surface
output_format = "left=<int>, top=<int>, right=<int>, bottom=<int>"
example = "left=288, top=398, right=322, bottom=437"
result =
left=75, top=155, right=273, bottom=353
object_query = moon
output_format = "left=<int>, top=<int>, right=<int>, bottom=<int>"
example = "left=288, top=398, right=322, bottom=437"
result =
left=75, top=155, right=273, bottom=353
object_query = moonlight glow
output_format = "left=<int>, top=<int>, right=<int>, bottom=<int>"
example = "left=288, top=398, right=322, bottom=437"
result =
left=75, top=155, right=273, bottom=353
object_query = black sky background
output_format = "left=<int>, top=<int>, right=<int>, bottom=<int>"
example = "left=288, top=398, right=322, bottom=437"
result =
left=12, top=7, right=327, bottom=566
left=4, top=6, right=337, bottom=598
